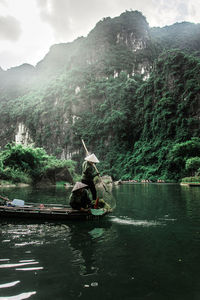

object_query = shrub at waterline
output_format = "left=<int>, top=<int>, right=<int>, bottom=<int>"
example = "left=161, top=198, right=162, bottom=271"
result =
left=0, top=143, right=77, bottom=184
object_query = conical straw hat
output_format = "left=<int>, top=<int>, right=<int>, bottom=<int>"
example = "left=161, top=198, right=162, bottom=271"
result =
left=85, top=153, right=100, bottom=163
left=72, top=182, right=88, bottom=192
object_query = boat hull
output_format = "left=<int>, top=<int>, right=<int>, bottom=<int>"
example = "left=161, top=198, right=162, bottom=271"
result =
left=0, top=205, right=110, bottom=221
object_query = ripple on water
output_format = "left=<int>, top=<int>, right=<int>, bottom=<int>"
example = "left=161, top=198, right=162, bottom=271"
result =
left=111, top=216, right=163, bottom=226
left=0, top=281, right=20, bottom=289
left=0, top=259, right=41, bottom=299
left=0, top=291, right=36, bottom=299
left=0, top=259, right=44, bottom=273
left=1, top=224, right=71, bottom=246
left=0, top=261, right=39, bottom=269
left=0, top=259, right=10, bottom=262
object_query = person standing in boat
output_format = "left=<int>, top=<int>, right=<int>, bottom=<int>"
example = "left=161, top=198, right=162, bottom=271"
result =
left=69, top=182, right=92, bottom=211
left=81, top=153, right=100, bottom=200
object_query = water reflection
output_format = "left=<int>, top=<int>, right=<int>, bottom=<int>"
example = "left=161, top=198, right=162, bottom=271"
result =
left=113, top=183, right=189, bottom=221
left=0, top=291, right=36, bottom=300
left=68, top=222, right=112, bottom=276
left=0, top=186, right=69, bottom=206
left=0, top=281, right=20, bottom=289
left=0, top=262, right=39, bottom=269
left=181, top=185, right=200, bottom=222
left=0, top=221, right=67, bottom=299
left=0, top=218, right=113, bottom=299
left=0, top=184, right=200, bottom=300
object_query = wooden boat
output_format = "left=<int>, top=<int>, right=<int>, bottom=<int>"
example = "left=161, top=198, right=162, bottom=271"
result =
left=0, top=204, right=111, bottom=221
left=0, top=198, right=112, bottom=221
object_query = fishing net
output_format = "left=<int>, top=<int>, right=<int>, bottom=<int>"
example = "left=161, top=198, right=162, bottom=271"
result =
left=94, top=175, right=116, bottom=210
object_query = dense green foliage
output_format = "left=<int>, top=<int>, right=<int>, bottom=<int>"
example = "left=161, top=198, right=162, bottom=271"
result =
left=181, top=176, right=200, bottom=183
left=0, top=11, right=200, bottom=182
left=185, top=157, right=200, bottom=176
left=0, top=143, right=77, bottom=184
left=71, top=50, right=200, bottom=181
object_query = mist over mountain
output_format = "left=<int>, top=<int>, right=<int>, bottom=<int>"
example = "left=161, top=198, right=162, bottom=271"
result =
left=0, top=10, right=200, bottom=181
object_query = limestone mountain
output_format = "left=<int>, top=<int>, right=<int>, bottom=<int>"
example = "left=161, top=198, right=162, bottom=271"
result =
left=0, top=11, right=155, bottom=153
left=0, top=10, right=200, bottom=181
left=151, top=21, right=200, bottom=54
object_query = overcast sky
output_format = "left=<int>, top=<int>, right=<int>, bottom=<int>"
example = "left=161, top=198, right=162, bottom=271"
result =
left=0, top=0, right=199, bottom=70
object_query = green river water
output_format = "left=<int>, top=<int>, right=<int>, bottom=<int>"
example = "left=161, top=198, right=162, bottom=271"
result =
left=0, top=183, right=199, bottom=300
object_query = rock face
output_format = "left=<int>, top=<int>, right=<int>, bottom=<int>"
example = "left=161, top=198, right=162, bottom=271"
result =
left=15, top=123, right=33, bottom=145
left=85, top=11, right=153, bottom=78
left=0, top=10, right=154, bottom=157
left=36, top=166, right=74, bottom=186
left=0, top=10, right=199, bottom=164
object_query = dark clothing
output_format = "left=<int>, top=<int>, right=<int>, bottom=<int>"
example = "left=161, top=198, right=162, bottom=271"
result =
left=81, top=161, right=98, bottom=200
left=81, top=179, right=97, bottom=200
left=69, top=189, right=91, bottom=210
left=81, top=161, right=97, bottom=181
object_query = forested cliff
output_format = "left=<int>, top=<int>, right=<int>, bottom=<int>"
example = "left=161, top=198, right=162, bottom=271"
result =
left=0, top=10, right=200, bottom=181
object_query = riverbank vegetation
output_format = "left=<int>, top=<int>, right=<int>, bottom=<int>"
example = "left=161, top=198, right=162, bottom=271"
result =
left=0, top=143, right=78, bottom=185
left=72, top=50, right=200, bottom=182
left=1, top=137, right=200, bottom=185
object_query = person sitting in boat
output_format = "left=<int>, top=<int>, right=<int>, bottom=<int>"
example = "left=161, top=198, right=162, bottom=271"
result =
left=69, top=182, right=92, bottom=211
left=81, top=153, right=100, bottom=200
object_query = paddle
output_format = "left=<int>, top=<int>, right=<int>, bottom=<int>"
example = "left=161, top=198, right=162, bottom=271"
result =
left=81, top=139, right=109, bottom=194
left=0, top=195, right=9, bottom=203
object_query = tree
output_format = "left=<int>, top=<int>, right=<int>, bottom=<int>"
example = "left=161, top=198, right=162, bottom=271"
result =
left=185, top=157, right=200, bottom=176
